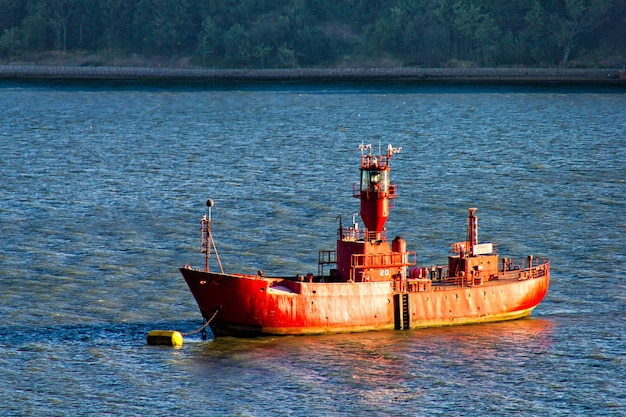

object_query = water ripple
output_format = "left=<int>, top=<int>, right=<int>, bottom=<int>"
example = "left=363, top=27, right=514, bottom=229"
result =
left=0, top=82, right=624, bottom=416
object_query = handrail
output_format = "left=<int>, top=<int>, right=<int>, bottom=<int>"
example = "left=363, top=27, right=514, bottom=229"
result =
left=351, top=251, right=416, bottom=269
left=340, top=227, right=388, bottom=241
left=405, top=258, right=549, bottom=290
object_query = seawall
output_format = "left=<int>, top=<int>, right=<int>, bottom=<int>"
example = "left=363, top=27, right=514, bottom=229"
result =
left=1, top=65, right=624, bottom=84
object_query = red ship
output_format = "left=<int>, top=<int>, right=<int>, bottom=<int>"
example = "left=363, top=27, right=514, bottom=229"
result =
left=180, top=144, right=550, bottom=337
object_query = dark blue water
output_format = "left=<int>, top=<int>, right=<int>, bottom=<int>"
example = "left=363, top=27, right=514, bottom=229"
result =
left=1, top=82, right=624, bottom=416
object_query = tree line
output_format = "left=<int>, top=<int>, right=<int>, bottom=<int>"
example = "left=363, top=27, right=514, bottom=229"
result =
left=0, top=0, right=624, bottom=68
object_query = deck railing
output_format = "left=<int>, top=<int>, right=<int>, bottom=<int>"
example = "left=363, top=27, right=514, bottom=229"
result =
left=398, top=258, right=549, bottom=293
left=340, top=227, right=388, bottom=242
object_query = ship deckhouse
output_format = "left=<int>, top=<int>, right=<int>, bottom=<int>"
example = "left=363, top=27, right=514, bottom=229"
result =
left=333, top=144, right=416, bottom=282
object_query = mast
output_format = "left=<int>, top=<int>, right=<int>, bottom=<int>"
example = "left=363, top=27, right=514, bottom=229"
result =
left=333, top=144, right=415, bottom=282
left=355, top=143, right=402, bottom=241
left=467, top=208, right=478, bottom=256
left=200, top=199, right=224, bottom=273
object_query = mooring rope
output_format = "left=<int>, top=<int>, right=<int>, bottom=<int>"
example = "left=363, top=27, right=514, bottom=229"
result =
left=182, top=307, right=220, bottom=337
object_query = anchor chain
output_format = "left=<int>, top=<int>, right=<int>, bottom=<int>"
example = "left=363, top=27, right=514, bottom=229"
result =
left=182, top=307, right=220, bottom=337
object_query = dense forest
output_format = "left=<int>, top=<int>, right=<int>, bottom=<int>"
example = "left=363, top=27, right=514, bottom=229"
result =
left=0, top=0, right=624, bottom=68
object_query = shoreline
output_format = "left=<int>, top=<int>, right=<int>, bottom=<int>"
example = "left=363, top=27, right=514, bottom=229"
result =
left=0, top=65, right=624, bottom=84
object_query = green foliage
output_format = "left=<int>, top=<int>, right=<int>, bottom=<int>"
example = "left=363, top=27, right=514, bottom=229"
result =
left=223, top=23, right=250, bottom=66
left=133, top=0, right=196, bottom=56
left=199, top=15, right=219, bottom=66
left=0, top=0, right=623, bottom=67
left=0, top=27, right=21, bottom=58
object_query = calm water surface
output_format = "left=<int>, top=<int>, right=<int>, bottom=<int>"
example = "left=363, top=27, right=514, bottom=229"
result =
left=0, top=81, right=624, bottom=416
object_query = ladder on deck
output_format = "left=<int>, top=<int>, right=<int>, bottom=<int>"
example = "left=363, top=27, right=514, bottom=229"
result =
left=394, top=293, right=410, bottom=330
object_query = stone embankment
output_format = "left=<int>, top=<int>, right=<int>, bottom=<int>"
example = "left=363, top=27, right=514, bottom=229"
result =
left=0, top=65, right=624, bottom=83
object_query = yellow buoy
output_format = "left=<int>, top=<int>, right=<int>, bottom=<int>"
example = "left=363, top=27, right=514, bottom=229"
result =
left=147, top=330, right=184, bottom=346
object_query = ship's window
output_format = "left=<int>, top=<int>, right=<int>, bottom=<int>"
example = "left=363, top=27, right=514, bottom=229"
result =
left=361, top=171, right=369, bottom=191
left=361, top=170, right=389, bottom=192
left=379, top=171, right=388, bottom=192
